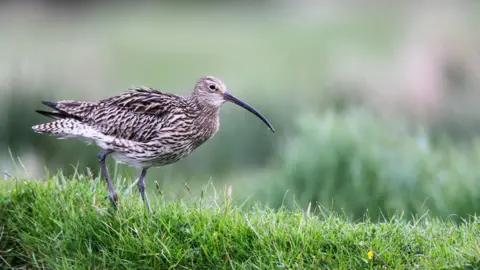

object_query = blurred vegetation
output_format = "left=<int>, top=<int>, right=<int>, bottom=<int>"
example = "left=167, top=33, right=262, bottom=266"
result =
left=256, top=110, right=480, bottom=220
left=1, top=2, right=480, bottom=220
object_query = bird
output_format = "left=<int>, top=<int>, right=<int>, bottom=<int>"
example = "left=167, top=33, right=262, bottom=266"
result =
left=32, top=76, right=274, bottom=212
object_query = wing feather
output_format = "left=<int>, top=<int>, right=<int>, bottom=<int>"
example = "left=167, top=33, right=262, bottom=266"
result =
left=85, top=87, right=185, bottom=142
left=37, top=87, right=186, bottom=143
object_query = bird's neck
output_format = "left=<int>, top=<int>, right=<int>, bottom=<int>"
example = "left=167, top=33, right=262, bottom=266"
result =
left=186, top=95, right=221, bottom=145
left=188, top=95, right=221, bottom=116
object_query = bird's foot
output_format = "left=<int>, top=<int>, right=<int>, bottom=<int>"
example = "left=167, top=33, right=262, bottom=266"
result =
left=104, top=192, right=119, bottom=210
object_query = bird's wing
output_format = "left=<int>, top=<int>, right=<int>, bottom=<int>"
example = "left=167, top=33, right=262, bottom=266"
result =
left=100, top=87, right=179, bottom=116
left=40, top=87, right=184, bottom=143
left=39, top=100, right=98, bottom=120
left=83, top=87, right=185, bottom=142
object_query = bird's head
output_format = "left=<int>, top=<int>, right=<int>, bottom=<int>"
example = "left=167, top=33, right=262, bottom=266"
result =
left=193, top=76, right=275, bottom=132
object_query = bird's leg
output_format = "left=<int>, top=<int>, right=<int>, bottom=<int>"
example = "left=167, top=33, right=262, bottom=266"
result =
left=137, top=168, right=151, bottom=212
left=98, top=149, right=118, bottom=208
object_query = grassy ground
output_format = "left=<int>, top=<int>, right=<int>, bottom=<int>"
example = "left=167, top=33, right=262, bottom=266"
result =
left=1, top=176, right=479, bottom=269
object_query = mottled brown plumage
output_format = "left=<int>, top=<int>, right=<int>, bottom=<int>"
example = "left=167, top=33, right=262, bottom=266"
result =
left=32, top=76, right=274, bottom=212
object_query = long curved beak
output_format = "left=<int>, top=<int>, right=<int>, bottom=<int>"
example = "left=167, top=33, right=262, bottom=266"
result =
left=223, top=92, right=275, bottom=132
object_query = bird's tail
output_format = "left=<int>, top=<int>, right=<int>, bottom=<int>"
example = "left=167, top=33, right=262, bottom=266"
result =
left=33, top=100, right=93, bottom=138
left=32, top=119, right=81, bottom=138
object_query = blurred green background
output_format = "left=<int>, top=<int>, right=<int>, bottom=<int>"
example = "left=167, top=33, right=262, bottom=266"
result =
left=2, top=1, right=480, bottom=220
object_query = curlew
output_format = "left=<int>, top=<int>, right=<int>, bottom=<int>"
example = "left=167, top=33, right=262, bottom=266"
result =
left=32, top=76, right=274, bottom=212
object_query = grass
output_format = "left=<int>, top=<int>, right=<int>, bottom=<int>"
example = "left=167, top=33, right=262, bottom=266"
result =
left=255, top=110, right=480, bottom=221
left=1, top=175, right=480, bottom=269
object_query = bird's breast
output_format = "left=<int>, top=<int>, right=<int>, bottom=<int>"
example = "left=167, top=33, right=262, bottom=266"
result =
left=187, top=112, right=220, bottom=149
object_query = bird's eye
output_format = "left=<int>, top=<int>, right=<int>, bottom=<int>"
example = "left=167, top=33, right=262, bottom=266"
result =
left=208, top=84, right=216, bottom=90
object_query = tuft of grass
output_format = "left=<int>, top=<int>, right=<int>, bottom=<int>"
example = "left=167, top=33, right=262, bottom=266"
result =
left=1, top=176, right=480, bottom=269
left=257, top=110, right=480, bottom=221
